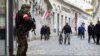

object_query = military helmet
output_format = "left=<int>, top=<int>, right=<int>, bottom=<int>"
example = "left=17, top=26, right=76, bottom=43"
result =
left=21, top=4, right=31, bottom=9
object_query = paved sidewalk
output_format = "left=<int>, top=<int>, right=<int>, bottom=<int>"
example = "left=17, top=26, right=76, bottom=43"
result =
left=26, top=35, right=100, bottom=56
left=0, top=40, right=5, bottom=55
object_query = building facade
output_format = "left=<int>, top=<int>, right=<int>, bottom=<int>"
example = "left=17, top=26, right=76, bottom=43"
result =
left=49, top=0, right=92, bottom=35
left=92, top=0, right=100, bottom=24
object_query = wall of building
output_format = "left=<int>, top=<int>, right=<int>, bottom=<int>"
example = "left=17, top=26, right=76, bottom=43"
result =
left=77, top=13, right=92, bottom=30
left=93, top=0, right=100, bottom=25
left=94, top=6, right=100, bottom=24
left=49, top=0, right=93, bottom=35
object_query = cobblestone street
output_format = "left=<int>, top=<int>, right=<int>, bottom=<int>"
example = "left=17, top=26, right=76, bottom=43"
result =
left=22, top=35, right=100, bottom=56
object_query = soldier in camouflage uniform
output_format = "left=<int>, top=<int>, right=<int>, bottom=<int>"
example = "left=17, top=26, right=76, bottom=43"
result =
left=15, top=4, right=35, bottom=56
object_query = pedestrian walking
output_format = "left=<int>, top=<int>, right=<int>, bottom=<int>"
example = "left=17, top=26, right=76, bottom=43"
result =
left=88, top=22, right=95, bottom=43
left=40, top=25, right=45, bottom=40
left=40, top=25, right=48, bottom=40
left=94, top=21, right=100, bottom=45
left=44, top=25, right=49, bottom=40
left=78, top=23, right=86, bottom=40
left=61, top=23, right=72, bottom=45
left=15, top=4, right=35, bottom=56
left=46, top=26, right=51, bottom=40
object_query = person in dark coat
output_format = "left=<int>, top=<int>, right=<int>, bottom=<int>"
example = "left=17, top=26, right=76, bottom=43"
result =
left=40, top=25, right=48, bottom=40
left=40, top=25, right=45, bottom=40
left=46, top=26, right=51, bottom=40
left=44, top=25, right=49, bottom=40
left=94, top=21, right=100, bottom=45
left=15, top=4, right=35, bottom=56
left=88, top=22, right=95, bottom=43
left=61, top=23, right=72, bottom=45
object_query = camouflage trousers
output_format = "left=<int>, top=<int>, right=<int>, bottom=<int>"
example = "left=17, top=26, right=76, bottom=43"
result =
left=16, top=30, right=28, bottom=56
